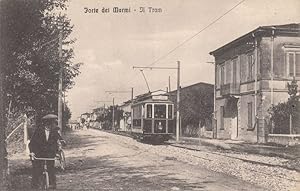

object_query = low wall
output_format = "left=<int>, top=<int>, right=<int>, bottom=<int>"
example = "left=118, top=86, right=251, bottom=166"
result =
left=267, top=134, right=300, bottom=146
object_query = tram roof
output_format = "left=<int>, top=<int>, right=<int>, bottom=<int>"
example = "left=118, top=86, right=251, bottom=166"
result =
left=120, top=89, right=173, bottom=106
left=133, top=99, right=173, bottom=105
left=133, top=90, right=173, bottom=105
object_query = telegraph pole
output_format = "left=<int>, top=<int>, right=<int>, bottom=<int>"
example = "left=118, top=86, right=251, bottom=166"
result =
left=131, top=87, right=134, bottom=131
left=168, top=76, right=171, bottom=92
left=176, top=61, right=180, bottom=142
left=133, top=61, right=181, bottom=142
left=0, top=44, right=7, bottom=189
left=207, top=61, right=216, bottom=138
left=58, top=29, right=63, bottom=135
left=112, top=97, right=115, bottom=131
left=105, top=90, right=131, bottom=131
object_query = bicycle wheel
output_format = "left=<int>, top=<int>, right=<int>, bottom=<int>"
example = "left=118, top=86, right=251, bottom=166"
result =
left=42, top=171, right=49, bottom=190
left=58, top=150, right=66, bottom=170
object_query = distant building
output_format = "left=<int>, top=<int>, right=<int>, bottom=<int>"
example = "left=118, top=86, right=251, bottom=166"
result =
left=119, top=100, right=132, bottom=131
left=69, top=120, right=79, bottom=130
left=210, top=23, right=300, bottom=143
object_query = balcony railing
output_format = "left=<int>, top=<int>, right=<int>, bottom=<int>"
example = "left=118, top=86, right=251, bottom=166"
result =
left=220, top=83, right=240, bottom=96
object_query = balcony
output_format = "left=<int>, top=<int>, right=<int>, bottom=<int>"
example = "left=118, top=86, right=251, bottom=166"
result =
left=220, top=83, right=240, bottom=96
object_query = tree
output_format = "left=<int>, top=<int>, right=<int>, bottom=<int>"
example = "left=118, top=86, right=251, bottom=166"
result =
left=169, top=85, right=214, bottom=136
left=0, top=1, right=81, bottom=186
left=269, top=78, right=299, bottom=134
left=95, top=106, right=124, bottom=130
left=0, top=0, right=82, bottom=118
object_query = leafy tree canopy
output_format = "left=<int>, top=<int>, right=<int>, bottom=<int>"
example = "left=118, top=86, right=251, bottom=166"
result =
left=0, top=0, right=82, bottom=118
left=269, top=78, right=299, bottom=134
left=179, top=87, right=214, bottom=127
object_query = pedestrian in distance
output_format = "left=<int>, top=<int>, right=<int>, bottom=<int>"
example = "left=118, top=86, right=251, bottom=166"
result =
left=29, top=114, right=64, bottom=189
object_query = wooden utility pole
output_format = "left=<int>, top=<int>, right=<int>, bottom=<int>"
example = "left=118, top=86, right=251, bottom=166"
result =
left=105, top=90, right=131, bottom=131
left=131, top=88, right=134, bottom=131
left=207, top=61, right=216, bottom=138
left=168, top=76, right=171, bottom=92
left=176, top=61, right=180, bottom=142
left=112, top=97, right=115, bottom=131
left=0, top=45, right=7, bottom=189
left=58, top=30, right=63, bottom=135
left=23, top=114, right=29, bottom=154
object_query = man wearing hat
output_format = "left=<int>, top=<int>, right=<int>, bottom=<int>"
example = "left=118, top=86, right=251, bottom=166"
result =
left=29, top=114, right=64, bottom=189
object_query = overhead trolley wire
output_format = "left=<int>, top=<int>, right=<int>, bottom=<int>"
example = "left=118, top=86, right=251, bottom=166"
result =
left=147, top=0, right=247, bottom=67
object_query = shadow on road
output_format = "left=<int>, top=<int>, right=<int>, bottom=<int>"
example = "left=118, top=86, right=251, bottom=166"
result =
left=8, top=130, right=211, bottom=191
left=57, top=155, right=208, bottom=191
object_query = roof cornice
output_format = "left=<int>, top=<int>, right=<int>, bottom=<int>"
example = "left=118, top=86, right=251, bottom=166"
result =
left=210, top=23, right=300, bottom=56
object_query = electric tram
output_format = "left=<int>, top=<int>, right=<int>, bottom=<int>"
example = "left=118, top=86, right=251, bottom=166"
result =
left=131, top=91, right=174, bottom=142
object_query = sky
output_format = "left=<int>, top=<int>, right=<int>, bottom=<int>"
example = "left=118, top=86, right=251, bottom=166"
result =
left=65, top=0, right=300, bottom=119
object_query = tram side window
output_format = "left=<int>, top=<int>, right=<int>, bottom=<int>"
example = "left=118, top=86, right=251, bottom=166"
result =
left=154, top=104, right=166, bottom=118
left=133, top=105, right=141, bottom=119
left=168, top=105, right=173, bottom=119
left=146, top=104, right=152, bottom=118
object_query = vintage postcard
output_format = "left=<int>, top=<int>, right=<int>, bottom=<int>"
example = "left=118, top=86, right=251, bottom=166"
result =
left=1, top=0, right=300, bottom=190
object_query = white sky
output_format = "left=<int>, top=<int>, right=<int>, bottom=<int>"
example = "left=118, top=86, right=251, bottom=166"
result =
left=65, top=0, right=300, bottom=119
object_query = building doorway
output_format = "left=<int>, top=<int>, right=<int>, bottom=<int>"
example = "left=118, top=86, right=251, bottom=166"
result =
left=231, top=116, right=238, bottom=139
left=227, top=97, right=239, bottom=140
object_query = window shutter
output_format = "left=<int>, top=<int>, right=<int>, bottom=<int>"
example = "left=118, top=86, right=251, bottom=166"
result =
left=288, top=53, right=295, bottom=76
left=296, top=53, right=300, bottom=77
left=247, top=102, right=252, bottom=128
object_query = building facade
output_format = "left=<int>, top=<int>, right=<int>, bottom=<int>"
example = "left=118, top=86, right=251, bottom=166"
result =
left=119, top=100, right=132, bottom=131
left=210, top=23, right=300, bottom=143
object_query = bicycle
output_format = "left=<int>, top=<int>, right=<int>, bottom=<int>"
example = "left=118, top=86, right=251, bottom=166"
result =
left=31, top=155, right=58, bottom=190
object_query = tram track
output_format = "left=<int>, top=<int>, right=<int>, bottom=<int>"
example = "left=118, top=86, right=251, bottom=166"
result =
left=93, top=128, right=300, bottom=181
left=170, top=144, right=293, bottom=169
left=169, top=144, right=300, bottom=182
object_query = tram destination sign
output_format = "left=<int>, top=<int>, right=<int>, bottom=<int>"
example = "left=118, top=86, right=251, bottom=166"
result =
left=152, top=95, right=168, bottom=101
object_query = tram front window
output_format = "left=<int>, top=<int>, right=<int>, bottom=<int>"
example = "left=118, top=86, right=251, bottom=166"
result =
left=154, top=104, right=166, bottom=118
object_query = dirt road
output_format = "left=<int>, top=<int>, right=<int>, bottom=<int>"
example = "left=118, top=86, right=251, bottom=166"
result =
left=9, top=128, right=294, bottom=191
left=10, top=129, right=269, bottom=190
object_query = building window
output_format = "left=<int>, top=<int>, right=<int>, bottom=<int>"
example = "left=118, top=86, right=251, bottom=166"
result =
left=133, top=105, right=141, bottom=119
left=220, top=106, right=224, bottom=130
left=220, top=64, right=225, bottom=85
left=247, top=102, right=253, bottom=129
left=232, top=58, right=238, bottom=84
left=247, top=54, right=254, bottom=81
left=225, top=61, right=231, bottom=84
left=287, top=52, right=300, bottom=77
left=216, top=66, right=219, bottom=87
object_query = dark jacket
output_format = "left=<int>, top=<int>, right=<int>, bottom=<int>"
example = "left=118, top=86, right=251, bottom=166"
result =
left=29, top=127, right=62, bottom=158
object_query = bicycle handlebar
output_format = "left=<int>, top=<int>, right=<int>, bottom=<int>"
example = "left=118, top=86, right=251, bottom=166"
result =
left=32, top=156, right=58, bottom=161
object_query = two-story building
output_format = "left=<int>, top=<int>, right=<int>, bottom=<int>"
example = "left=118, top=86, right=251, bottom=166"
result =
left=210, top=23, right=300, bottom=143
